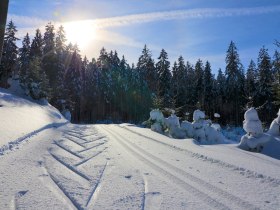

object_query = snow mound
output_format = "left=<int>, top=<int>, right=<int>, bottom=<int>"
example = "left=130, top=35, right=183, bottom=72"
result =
left=0, top=89, right=67, bottom=152
left=267, top=109, right=280, bottom=136
left=150, top=109, right=165, bottom=122
left=193, top=109, right=205, bottom=121
left=244, top=107, right=260, bottom=121
left=243, top=108, right=263, bottom=135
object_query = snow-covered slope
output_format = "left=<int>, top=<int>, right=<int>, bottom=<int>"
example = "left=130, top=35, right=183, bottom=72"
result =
left=0, top=89, right=67, bottom=154
left=0, top=89, right=279, bottom=209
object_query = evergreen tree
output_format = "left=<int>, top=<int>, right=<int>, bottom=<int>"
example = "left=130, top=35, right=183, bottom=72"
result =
left=19, top=33, right=31, bottom=86
left=256, top=47, right=274, bottom=122
left=194, top=59, right=204, bottom=107
left=30, top=29, right=43, bottom=58
left=0, top=20, right=19, bottom=87
left=203, top=61, right=213, bottom=115
left=42, top=22, right=58, bottom=90
left=272, top=51, right=280, bottom=106
left=137, top=45, right=157, bottom=93
left=26, top=57, right=50, bottom=99
left=156, top=49, right=172, bottom=108
left=64, top=50, right=82, bottom=122
left=245, top=60, right=257, bottom=99
left=225, top=41, right=244, bottom=124
left=172, top=56, right=187, bottom=116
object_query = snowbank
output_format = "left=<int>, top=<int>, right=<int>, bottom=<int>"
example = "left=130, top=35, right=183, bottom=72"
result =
left=0, top=89, right=67, bottom=151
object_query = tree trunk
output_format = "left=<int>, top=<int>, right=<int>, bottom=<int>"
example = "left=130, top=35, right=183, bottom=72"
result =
left=0, top=0, right=9, bottom=63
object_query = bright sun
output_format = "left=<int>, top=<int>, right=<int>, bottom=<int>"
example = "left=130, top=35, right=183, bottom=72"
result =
left=63, top=20, right=97, bottom=48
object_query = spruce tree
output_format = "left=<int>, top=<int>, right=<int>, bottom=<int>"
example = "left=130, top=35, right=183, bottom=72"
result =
left=64, top=50, right=82, bottom=122
left=225, top=41, right=244, bottom=124
left=203, top=61, right=213, bottom=115
left=19, top=33, right=31, bottom=86
left=156, top=49, right=172, bottom=108
left=245, top=60, right=257, bottom=100
left=137, top=45, right=157, bottom=93
left=0, top=20, right=19, bottom=87
left=30, top=29, right=43, bottom=58
left=256, top=47, right=274, bottom=122
left=194, top=59, right=204, bottom=107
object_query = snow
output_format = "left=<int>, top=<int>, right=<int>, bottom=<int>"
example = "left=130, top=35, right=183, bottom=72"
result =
left=0, top=91, right=280, bottom=209
left=214, top=113, right=221, bottom=118
left=0, top=88, right=67, bottom=154
left=267, top=111, right=280, bottom=136
left=193, top=109, right=205, bottom=121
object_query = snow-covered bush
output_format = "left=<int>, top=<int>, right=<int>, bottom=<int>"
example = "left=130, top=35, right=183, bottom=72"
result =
left=143, top=109, right=166, bottom=133
left=165, top=114, right=186, bottom=139
left=267, top=109, right=280, bottom=136
left=145, top=109, right=225, bottom=143
left=238, top=108, right=271, bottom=152
left=181, top=121, right=194, bottom=137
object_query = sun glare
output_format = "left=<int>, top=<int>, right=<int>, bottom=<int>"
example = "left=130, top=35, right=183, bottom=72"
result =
left=63, top=20, right=97, bottom=48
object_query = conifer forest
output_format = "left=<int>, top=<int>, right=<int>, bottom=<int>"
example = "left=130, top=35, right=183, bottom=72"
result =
left=1, top=21, right=279, bottom=125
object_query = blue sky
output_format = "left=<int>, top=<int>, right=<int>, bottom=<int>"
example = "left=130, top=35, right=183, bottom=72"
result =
left=7, top=0, right=280, bottom=74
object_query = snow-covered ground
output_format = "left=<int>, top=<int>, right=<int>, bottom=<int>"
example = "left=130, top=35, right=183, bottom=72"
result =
left=0, top=88, right=67, bottom=154
left=0, top=89, right=280, bottom=209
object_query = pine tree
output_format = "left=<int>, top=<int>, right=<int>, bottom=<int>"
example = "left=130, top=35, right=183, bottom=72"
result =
left=0, top=20, right=19, bottom=87
left=156, top=49, right=172, bottom=108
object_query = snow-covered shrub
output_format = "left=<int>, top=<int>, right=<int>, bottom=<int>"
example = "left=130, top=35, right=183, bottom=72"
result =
left=191, top=109, right=225, bottom=143
left=150, top=109, right=165, bottom=122
left=143, top=109, right=166, bottom=133
left=181, top=121, right=194, bottom=137
left=243, top=108, right=263, bottom=137
left=238, top=108, right=270, bottom=152
left=267, top=109, right=280, bottom=136
left=211, top=123, right=221, bottom=131
left=151, top=122, right=163, bottom=133
left=204, top=126, right=224, bottom=144
left=165, top=114, right=186, bottom=139
left=193, top=109, right=205, bottom=121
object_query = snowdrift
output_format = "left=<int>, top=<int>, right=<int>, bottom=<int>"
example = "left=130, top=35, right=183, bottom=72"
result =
left=0, top=89, right=68, bottom=153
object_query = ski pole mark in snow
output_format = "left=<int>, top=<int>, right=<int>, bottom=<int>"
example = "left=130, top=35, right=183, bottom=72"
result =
left=120, top=125, right=280, bottom=186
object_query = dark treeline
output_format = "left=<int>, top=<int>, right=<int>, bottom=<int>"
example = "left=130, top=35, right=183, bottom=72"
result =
left=0, top=21, right=279, bottom=125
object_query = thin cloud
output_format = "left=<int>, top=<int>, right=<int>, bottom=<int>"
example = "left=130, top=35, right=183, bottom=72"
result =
left=92, top=5, right=280, bottom=28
